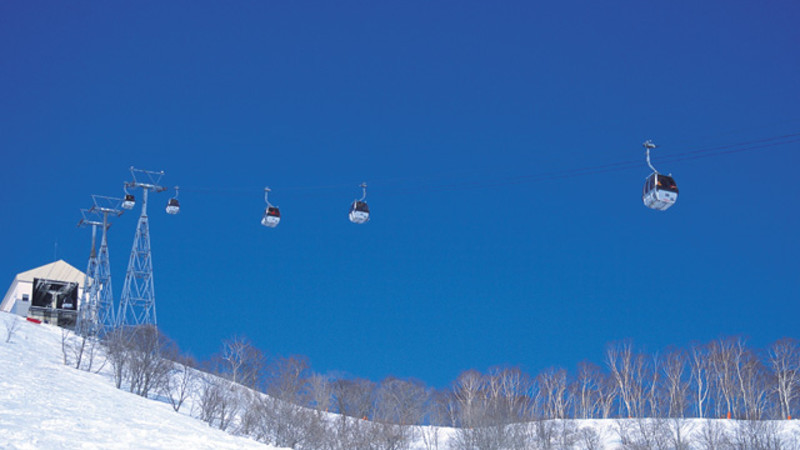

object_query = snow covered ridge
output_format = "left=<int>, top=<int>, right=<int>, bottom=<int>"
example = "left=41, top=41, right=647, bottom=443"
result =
left=3, top=312, right=800, bottom=450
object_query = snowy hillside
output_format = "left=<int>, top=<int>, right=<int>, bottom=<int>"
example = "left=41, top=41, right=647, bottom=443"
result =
left=0, top=312, right=276, bottom=450
left=3, top=311, right=800, bottom=450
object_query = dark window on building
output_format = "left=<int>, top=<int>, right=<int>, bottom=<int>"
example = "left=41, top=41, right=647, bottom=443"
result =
left=32, top=278, right=78, bottom=309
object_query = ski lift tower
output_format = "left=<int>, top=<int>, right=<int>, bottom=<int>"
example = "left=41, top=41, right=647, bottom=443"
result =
left=117, top=167, right=167, bottom=328
left=76, top=196, right=123, bottom=337
left=77, top=208, right=100, bottom=336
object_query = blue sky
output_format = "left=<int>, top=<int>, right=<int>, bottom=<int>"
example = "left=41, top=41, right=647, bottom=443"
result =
left=1, top=1, right=798, bottom=388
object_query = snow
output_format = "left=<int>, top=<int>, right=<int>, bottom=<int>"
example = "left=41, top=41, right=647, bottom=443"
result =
left=0, top=312, right=278, bottom=450
left=2, top=311, right=799, bottom=449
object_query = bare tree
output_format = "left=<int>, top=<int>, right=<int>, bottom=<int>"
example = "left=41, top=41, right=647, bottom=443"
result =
left=266, top=354, right=311, bottom=405
left=256, top=355, right=329, bottom=449
left=577, top=425, right=603, bottom=450
left=665, top=417, right=695, bottom=450
left=4, top=315, right=21, bottom=343
left=434, top=389, right=460, bottom=428
left=767, top=338, right=800, bottom=420
left=419, top=389, right=452, bottom=449
left=537, top=367, right=568, bottom=419
left=333, top=377, right=376, bottom=419
left=374, top=377, right=428, bottom=425
left=366, top=377, right=428, bottom=449
left=732, top=339, right=769, bottom=420
left=663, top=347, right=689, bottom=418
left=527, top=419, right=579, bottom=449
left=365, top=377, right=427, bottom=449
left=729, top=419, right=787, bottom=450
left=61, top=327, right=74, bottom=366
left=160, top=353, right=197, bottom=412
left=219, top=335, right=265, bottom=389
left=708, top=337, right=740, bottom=419
left=487, top=366, right=533, bottom=422
left=644, top=352, right=662, bottom=418
left=615, top=418, right=671, bottom=450
left=259, top=395, right=323, bottom=448
left=97, top=325, right=173, bottom=397
left=696, top=419, right=729, bottom=450
left=329, top=414, right=381, bottom=450
left=56, top=326, right=102, bottom=373
left=307, top=372, right=334, bottom=412
left=79, top=334, right=102, bottom=372
left=571, top=361, right=603, bottom=419
left=596, top=370, right=618, bottom=419
left=419, top=424, right=441, bottom=450
left=125, top=325, right=174, bottom=398
left=196, top=372, right=241, bottom=431
left=451, top=370, right=493, bottom=450
left=452, top=369, right=486, bottom=428
left=451, top=368, right=533, bottom=450
left=689, top=342, right=711, bottom=418
left=102, top=327, right=130, bottom=389
left=607, top=340, right=640, bottom=418
left=237, top=390, right=270, bottom=441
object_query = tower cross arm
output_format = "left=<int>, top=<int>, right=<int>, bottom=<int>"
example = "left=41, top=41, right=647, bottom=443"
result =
left=127, top=167, right=167, bottom=192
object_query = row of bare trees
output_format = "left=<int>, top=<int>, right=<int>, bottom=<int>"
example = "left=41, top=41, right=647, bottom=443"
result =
left=91, top=332, right=800, bottom=423
left=62, top=324, right=198, bottom=413
left=604, top=338, right=800, bottom=421
left=434, top=337, right=798, bottom=430
left=58, top=327, right=800, bottom=448
left=185, top=335, right=799, bottom=448
left=190, top=336, right=435, bottom=449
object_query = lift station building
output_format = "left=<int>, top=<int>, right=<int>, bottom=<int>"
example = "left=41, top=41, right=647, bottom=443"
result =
left=1, top=260, right=86, bottom=329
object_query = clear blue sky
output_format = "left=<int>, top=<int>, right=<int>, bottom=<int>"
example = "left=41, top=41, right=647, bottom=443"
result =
left=1, top=1, right=798, bottom=388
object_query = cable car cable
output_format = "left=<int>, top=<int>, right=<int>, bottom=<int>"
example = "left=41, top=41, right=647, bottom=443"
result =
left=378, top=135, right=799, bottom=197
left=171, top=131, right=799, bottom=198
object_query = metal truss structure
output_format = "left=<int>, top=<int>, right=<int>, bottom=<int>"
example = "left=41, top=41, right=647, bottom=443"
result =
left=117, top=167, right=167, bottom=328
left=77, top=196, right=122, bottom=337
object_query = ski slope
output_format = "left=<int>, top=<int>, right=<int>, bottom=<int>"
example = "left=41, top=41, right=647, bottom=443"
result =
left=0, top=312, right=278, bottom=450
left=2, top=312, right=799, bottom=449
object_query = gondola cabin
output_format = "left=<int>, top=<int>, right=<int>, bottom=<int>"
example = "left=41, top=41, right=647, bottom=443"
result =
left=261, top=206, right=280, bottom=228
left=165, top=198, right=180, bottom=215
left=122, top=194, right=135, bottom=210
left=642, top=173, right=678, bottom=211
left=349, top=201, right=370, bottom=224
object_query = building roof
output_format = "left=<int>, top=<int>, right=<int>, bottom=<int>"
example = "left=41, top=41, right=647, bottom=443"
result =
left=15, top=260, right=86, bottom=285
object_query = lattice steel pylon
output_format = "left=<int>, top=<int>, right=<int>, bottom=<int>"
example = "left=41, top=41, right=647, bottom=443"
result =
left=77, top=196, right=123, bottom=337
left=117, top=167, right=167, bottom=328
left=77, top=209, right=100, bottom=336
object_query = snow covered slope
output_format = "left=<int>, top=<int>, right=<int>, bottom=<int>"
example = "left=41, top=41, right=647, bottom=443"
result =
left=3, top=312, right=799, bottom=450
left=0, top=312, right=278, bottom=450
